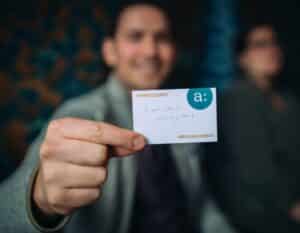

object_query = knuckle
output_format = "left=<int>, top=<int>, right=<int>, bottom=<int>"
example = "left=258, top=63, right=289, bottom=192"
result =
left=90, top=189, right=101, bottom=201
left=98, top=146, right=108, bottom=163
left=101, top=168, right=108, bottom=182
left=99, top=145, right=108, bottom=155
left=88, top=147, right=107, bottom=165
left=40, top=142, right=56, bottom=160
left=95, top=168, right=108, bottom=185
left=48, top=189, right=64, bottom=207
left=59, top=207, right=73, bottom=216
left=47, top=118, right=73, bottom=135
left=94, top=123, right=104, bottom=139
left=40, top=143, right=50, bottom=159
left=129, top=133, right=138, bottom=148
left=89, top=155, right=102, bottom=166
left=47, top=119, right=63, bottom=133
left=40, top=138, right=65, bottom=162
left=43, top=165, right=57, bottom=185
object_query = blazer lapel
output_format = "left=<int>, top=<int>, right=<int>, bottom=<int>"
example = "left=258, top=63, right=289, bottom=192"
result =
left=103, top=75, right=138, bottom=233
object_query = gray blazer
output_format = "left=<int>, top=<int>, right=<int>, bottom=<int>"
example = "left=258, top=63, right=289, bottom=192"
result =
left=0, top=76, right=234, bottom=233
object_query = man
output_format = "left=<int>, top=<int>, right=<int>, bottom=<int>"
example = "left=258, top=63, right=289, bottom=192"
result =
left=205, top=22, right=300, bottom=233
left=0, top=2, right=236, bottom=233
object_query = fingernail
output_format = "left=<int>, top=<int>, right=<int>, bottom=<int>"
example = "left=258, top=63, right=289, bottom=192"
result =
left=133, top=136, right=146, bottom=149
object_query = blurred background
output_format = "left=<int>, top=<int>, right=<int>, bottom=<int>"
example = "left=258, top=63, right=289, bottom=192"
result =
left=0, top=0, right=299, bottom=180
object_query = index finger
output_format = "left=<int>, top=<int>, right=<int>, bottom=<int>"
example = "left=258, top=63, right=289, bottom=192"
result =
left=48, top=118, right=146, bottom=151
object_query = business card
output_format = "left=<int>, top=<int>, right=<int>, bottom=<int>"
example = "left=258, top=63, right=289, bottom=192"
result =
left=132, top=88, right=218, bottom=144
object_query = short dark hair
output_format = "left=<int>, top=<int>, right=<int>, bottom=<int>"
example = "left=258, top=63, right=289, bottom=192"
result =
left=105, top=0, right=176, bottom=41
left=235, top=20, right=277, bottom=56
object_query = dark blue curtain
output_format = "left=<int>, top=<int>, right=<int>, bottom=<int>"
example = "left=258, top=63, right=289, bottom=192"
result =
left=196, top=0, right=237, bottom=90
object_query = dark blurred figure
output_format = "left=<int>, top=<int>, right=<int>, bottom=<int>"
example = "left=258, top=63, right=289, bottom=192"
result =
left=205, top=22, right=300, bottom=233
left=0, top=72, right=19, bottom=180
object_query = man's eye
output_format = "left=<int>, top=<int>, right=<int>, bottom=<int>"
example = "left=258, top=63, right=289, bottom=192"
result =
left=127, top=32, right=143, bottom=42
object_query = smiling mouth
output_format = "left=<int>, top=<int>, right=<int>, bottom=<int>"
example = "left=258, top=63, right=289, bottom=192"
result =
left=134, top=62, right=161, bottom=75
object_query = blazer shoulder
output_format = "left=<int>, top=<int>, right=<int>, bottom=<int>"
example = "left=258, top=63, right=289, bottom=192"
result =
left=52, top=84, right=110, bottom=121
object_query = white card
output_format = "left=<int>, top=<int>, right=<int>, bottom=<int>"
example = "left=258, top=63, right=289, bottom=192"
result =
left=132, top=88, right=218, bottom=144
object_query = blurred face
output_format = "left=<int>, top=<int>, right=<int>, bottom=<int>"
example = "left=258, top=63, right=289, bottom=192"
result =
left=102, top=5, right=176, bottom=89
left=240, top=26, right=283, bottom=79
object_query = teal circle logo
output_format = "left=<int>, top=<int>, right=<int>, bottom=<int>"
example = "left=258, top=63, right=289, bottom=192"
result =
left=187, top=88, right=213, bottom=110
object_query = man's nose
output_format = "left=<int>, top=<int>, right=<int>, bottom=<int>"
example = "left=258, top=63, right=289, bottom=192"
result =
left=141, top=37, right=158, bottom=57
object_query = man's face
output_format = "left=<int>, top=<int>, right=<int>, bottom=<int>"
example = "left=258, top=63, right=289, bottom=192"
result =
left=240, top=26, right=283, bottom=78
left=103, top=5, right=176, bottom=89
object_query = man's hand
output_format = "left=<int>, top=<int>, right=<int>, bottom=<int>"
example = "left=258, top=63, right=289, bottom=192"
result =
left=33, top=118, right=146, bottom=216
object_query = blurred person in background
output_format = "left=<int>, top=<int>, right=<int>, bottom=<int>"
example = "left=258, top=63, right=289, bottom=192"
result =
left=205, top=21, right=300, bottom=233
